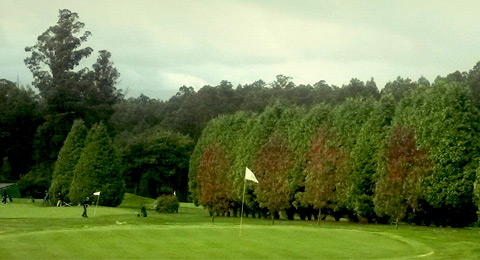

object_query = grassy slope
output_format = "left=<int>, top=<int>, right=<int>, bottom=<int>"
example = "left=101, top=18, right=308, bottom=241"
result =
left=0, top=195, right=479, bottom=259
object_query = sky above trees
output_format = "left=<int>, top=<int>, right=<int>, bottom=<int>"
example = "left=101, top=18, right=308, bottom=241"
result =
left=1, top=0, right=479, bottom=99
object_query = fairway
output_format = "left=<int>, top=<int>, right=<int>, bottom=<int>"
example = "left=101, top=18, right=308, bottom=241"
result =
left=0, top=197, right=479, bottom=259
left=0, top=225, right=432, bottom=259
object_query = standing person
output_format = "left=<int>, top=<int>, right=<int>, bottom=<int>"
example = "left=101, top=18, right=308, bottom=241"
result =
left=1, top=189, right=6, bottom=204
left=82, top=197, right=90, bottom=218
left=57, top=192, right=64, bottom=207
left=43, top=190, right=49, bottom=205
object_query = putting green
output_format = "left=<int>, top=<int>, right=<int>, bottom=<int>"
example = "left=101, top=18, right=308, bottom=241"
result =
left=0, top=224, right=432, bottom=259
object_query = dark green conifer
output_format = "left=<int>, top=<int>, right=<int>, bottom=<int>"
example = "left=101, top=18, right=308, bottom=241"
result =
left=69, top=123, right=125, bottom=206
left=49, top=119, right=88, bottom=203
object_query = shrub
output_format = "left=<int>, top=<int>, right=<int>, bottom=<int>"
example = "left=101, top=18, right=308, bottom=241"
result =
left=155, top=195, right=179, bottom=213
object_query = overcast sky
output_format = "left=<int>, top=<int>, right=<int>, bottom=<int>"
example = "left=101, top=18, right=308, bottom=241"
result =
left=1, top=0, right=479, bottom=100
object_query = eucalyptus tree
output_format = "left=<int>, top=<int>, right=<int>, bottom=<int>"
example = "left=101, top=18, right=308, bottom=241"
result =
left=25, top=9, right=121, bottom=163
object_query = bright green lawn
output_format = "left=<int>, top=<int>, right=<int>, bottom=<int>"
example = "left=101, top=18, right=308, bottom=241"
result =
left=0, top=195, right=479, bottom=259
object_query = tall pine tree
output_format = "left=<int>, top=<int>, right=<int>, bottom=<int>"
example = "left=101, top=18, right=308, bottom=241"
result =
left=69, top=123, right=124, bottom=206
left=49, top=119, right=88, bottom=203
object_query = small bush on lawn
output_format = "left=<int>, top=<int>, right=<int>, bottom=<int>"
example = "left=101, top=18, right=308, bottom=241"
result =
left=155, top=195, right=179, bottom=213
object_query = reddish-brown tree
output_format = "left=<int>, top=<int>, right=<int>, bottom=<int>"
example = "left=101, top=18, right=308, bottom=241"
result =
left=304, top=127, right=347, bottom=222
left=374, top=125, right=431, bottom=228
left=196, top=143, right=232, bottom=222
left=254, top=134, right=293, bottom=224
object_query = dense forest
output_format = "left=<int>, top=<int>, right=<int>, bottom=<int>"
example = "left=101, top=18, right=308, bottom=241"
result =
left=2, top=10, right=480, bottom=226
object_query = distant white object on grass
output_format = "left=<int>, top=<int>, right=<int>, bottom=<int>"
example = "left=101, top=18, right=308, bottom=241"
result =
left=116, top=221, right=126, bottom=225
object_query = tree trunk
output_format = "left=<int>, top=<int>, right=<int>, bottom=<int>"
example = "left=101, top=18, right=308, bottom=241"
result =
left=271, top=213, right=275, bottom=225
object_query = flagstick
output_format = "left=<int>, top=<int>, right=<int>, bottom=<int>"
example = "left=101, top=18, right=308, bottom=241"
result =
left=239, top=176, right=247, bottom=237
left=93, top=195, right=99, bottom=217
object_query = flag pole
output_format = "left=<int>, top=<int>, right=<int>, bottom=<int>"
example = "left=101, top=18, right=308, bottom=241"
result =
left=240, top=174, right=247, bottom=236
left=93, top=193, right=100, bottom=217
left=240, top=167, right=258, bottom=236
left=94, top=196, right=99, bottom=217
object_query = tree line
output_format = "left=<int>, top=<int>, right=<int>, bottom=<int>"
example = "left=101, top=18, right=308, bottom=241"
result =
left=2, top=9, right=480, bottom=218
left=190, top=76, right=480, bottom=227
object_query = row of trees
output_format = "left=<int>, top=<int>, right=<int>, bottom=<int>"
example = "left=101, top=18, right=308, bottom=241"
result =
left=2, top=9, right=480, bottom=215
left=190, top=79, right=480, bottom=227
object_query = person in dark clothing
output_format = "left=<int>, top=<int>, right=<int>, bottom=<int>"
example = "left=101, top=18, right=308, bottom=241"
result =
left=82, top=197, right=90, bottom=218
left=57, top=192, right=63, bottom=207
left=137, top=205, right=147, bottom=217
left=1, top=189, right=6, bottom=204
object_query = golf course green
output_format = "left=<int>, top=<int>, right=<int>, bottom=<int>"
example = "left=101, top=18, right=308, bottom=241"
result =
left=0, top=194, right=479, bottom=259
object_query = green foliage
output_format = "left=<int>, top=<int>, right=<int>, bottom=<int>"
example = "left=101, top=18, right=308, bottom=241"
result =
left=189, top=111, right=256, bottom=204
left=196, top=143, right=232, bottom=221
left=116, top=127, right=193, bottom=200
left=0, top=157, right=13, bottom=182
left=17, top=162, right=53, bottom=198
left=467, top=61, right=480, bottom=108
left=254, top=134, right=293, bottom=223
left=191, top=82, right=480, bottom=226
left=344, top=96, right=394, bottom=221
left=304, top=127, right=347, bottom=216
left=49, top=120, right=88, bottom=202
left=110, top=95, right=167, bottom=134
left=69, top=123, right=124, bottom=206
left=0, top=79, right=40, bottom=178
left=155, top=195, right=180, bottom=213
left=394, top=82, right=480, bottom=226
left=381, top=77, right=418, bottom=103
left=118, top=193, right=156, bottom=209
left=475, top=165, right=480, bottom=220
left=24, top=9, right=121, bottom=167
left=374, top=125, right=432, bottom=225
left=338, top=78, right=380, bottom=102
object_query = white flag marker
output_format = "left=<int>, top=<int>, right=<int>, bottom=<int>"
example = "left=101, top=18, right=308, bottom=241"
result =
left=240, top=167, right=259, bottom=236
left=93, top=191, right=100, bottom=216
left=245, top=167, right=259, bottom=183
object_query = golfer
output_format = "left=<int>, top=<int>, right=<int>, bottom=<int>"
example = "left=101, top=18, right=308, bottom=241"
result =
left=57, top=192, right=63, bottom=207
left=82, top=197, right=90, bottom=218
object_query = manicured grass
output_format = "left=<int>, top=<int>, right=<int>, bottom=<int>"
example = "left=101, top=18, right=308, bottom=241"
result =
left=0, top=196, right=479, bottom=259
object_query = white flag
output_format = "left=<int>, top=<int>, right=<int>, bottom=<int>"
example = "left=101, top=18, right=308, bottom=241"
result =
left=245, top=167, right=259, bottom=183
left=93, top=191, right=101, bottom=196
